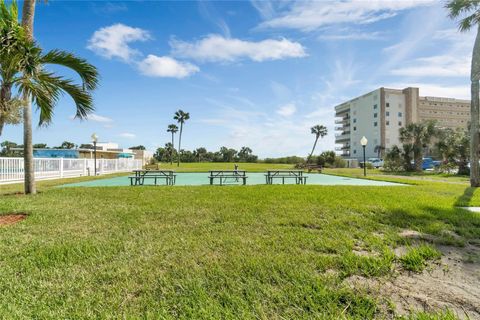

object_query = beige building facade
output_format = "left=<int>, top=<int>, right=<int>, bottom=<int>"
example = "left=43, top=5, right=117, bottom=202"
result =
left=335, top=87, right=470, bottom=160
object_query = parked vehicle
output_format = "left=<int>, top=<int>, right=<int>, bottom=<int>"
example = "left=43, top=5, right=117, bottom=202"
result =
left=415, top=157, right=441, bottom=170
left=367, top=158, right=384, bottom=168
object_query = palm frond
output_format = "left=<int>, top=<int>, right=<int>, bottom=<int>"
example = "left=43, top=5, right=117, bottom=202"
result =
left=446, top=0, right=480, bottom=31
left=41, top=49, right=99, bottom=91
left=36, top=71, right=94, bottom=120
left=18, top=77, right=60, bottom=126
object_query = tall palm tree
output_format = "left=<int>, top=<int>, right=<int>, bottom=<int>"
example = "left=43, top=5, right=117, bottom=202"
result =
left=374, top=145, right=385, bottom=159
left=399, top=121, right=436, bottom=172
left=0, top=0, right=99, bottom=194
left=166, top=124, right=178, bottom=164
left=447, top=0, right=480, bottom=186
left=173, top=109, right=189, bottom=167
left=306, top=124, right=328, bottom=164
left=22, top=0, right=36, bottom=194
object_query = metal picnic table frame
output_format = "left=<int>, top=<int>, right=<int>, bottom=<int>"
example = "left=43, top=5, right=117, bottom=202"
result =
left=265, top=169, right=307, bottom=185
left=208, top=170, right=247, bottom=185
left=130, top=169, right=176, bottom=186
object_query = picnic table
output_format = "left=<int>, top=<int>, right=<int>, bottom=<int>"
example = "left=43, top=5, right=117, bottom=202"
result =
left=209, top=170, right=247, bottom=185
left=129, top=169, right=176, bottom=186
left=265, top=169, right=307, bottom=185
left=306, top=164, right=323, bottom=173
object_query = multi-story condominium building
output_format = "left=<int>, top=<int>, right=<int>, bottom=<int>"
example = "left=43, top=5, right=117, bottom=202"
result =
left=334, top=87, right=470, bottom=159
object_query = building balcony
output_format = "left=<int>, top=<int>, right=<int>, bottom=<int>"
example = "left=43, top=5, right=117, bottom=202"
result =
left=335, top=132, right=350, bottom=139
left=335, top=137, right=350, bottom=143
left=335, top=118, right=350, bottom=125
left=335, top=109, right=349, bottom=117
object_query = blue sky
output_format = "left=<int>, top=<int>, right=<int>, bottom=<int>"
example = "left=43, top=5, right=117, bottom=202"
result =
left=1, top=0, right=474, bottom=157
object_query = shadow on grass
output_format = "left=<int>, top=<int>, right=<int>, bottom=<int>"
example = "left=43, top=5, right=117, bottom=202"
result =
left=454, top=187, right=476, bottom=207
left=378, top=205, right=480, bottom=246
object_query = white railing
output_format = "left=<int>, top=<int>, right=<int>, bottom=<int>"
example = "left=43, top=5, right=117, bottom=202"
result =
left=0, top=157, right=143, bottom=184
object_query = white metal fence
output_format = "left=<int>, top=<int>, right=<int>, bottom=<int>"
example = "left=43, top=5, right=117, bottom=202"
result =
left=0, top=157, right=143, bottom=184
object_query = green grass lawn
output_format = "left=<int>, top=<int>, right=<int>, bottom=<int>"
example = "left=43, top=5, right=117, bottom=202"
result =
left=1, top=167, right=480, bottom=318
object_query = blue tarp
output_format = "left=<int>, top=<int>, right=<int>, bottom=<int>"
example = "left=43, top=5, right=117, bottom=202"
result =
left=33, top=149, right=80, bottom=158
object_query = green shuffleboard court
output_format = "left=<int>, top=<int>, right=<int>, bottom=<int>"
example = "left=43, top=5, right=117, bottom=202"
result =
left=62, top=173, right=404, bottom=187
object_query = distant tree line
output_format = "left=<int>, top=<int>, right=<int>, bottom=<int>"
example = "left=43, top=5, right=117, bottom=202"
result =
left=153, top=145, right=259, bottom=163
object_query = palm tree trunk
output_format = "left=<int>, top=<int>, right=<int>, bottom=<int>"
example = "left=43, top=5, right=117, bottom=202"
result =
left=414, top=148, right=423, bottom=172
left=170, top=132, right=174, bottom=165
left=177, top=123, right=182, bottom=167
left=0, top=83, right=12, bottom=137
left=0, top=115, right=5, bottom=136
left=22, top=0, right=36, bottom=195
left=470, top=25, right=480, bottom=187
left=306, top=137, right=319, bottom=165
left=471, top=80, right=480, bottom=186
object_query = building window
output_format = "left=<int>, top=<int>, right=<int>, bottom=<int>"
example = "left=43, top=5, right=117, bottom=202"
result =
left=374, top=122, right=378, bottom=127
left=353, top=126, right=357, bottom=131
left=398, top=112, right=402, bottom=117
left=386, top=111, right=390, bottom=116
left=374, top=104, right=378, bottom=109
left=353, top=150, right=357, bottom=154
left=386, top=121, right=390, bottom=126
left=374, top=113, right=378, bottom=118
left=386, top=103, right=390, bottom=108
left=398, top=121, right=402, bottom=126
left=353, top=118, right=357, bottom=123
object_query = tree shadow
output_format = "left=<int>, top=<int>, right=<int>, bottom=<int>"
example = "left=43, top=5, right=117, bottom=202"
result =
left=379, top=204, right=480, bottom=246
left=454, top=187, right=477, bottom=207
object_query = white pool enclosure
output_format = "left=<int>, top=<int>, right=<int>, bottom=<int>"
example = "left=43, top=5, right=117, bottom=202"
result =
left=0, top=157, right=142, bottom=184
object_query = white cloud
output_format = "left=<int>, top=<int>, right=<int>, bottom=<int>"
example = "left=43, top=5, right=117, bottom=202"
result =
left=276, top=103, right=297, bottom=117
left=138, top=55, right=199, bottom=78
left=385, top=82, right=470, bottom=100
left=119, top=132, right=136, bottom=139
left=170, top=34, right=307, bottom=62
left=87, top=23, right=151, bottom=61
left=391, top=55, right=470, bottom=77
left=318, top=31, right=385, bottom=41
left=389, top=28, right=474, bottom=78
left=79, top=113, right=113, bottom=123
left=257, top=0, right=434, bottom=32
left=196, top=96, right=336, bottom=157
left=250, top=0, right=275, bottom=19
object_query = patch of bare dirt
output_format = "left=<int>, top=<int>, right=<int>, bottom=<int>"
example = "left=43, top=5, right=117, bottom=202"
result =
left=345, top=230, right=480, bottom=319
left=0, top=214, right=27, bottom=226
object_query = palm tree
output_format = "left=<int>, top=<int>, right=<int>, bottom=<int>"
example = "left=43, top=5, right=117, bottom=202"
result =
left=194, top=147, right=207, bottom=162
left=446, top=0, right=480, bottom=186
left=173, top=109, right=189, bottom=167
left=0, top=0, right=99, bottom=194
left=374, top=145, right=385, bottom=159
left=306, top=125, right=328, bottom=165
left=166, top=124, right=178, bottom=164
left=399, top=121, right=436, bottom=172
left=22, top=0, right=36, bottom=194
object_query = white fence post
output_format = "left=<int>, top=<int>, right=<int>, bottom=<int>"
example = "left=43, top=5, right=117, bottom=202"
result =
left=60, top=158, right=64, bottom=178
left=0, top=156, right=140, bottom=184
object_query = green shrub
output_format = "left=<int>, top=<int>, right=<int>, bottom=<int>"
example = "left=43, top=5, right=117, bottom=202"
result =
left=333, top=156, right=347, bottom=168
